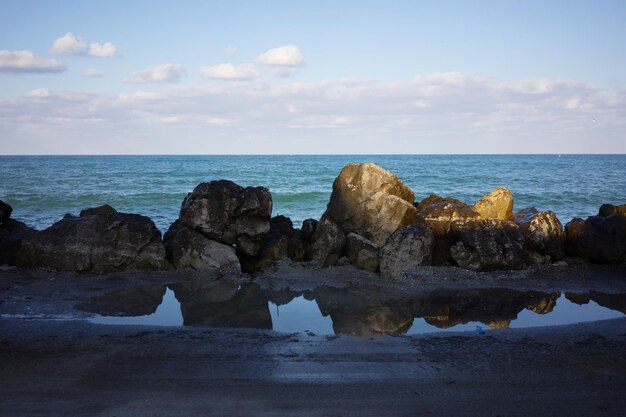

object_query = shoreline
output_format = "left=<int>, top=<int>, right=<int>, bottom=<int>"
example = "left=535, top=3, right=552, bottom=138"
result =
left=2, top=262, right=626, bottom=415
left=2, top=313, right=625, bottom=416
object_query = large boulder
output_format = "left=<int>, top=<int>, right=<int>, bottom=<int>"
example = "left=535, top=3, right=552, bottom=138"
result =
left=178, top=180, right=272, bottom=256
left=163, top=220, right=240, bottom=273
left=565, top=208, right=626, bottom=264
left=239, top=215, right=307, bottom=272
left=513, top=208, right=565, bottom=261
left=325, top=163, right=418, bottom=246
left=300, top=218, right=318, bottom=243
left=17, top=205, right=168, bottom=273
left=306, top=214, right=346, bottom=266
left=599, top=203, right=626, bottom=217
left=344, top=232, right=380, bottom=272
left=473, top=187, right=514, bottom=220
left=448, top=219, right=527, bottom=271
left=0, top=218, right=35, bottom=266
left=379, top=225, right=434, bottom=279
left=0, top=199, right=13, bottom=224
left=414, top=194, right=480, bottom=265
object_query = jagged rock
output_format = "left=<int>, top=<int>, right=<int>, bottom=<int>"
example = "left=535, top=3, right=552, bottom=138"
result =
left=306, top=214, right=346, bottom=266
left=473, top=187, right=514, bottom=220
left=301, top=218, right=318, bottom=243
left=414, top=194, right=480, bottom=265
left=344, top=232, right=379, bottom=272
left=380, top=225, right=434, bottom=279
left=0, top=199, right=13, bottom=224
left=565, top=211, right=626, bottom=264
left=326, top=163, right=417, bottom=246
left=449, top=219, right=527, bottom=271
left=514, top=208, right=565, bottom=260
left=240, top=216, right=307, bottom=272
left=17, top=205, right=167, bottom=273
left=163, top=220, right=240, bottom=272
left=178, top=180, right=272, bottom=256
left=599, top=203, right=626, bottom=217
left=0, top=218, right=35, bottom=266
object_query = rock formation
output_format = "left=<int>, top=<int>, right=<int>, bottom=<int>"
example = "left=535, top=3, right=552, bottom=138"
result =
left=0, top=199, right=13, bottom=224
left=448, top=219, right=527, bottom=271
left=513, top=208, right=564, bottom=261
left=164, top=179, right=273, bottom=272
left=306, top=214, right=346, bottom=266
left=239, top=215, right=307, bottom=272
left=414, top=194, right=480, bottom=265
left=0, top=200, right=35, bottom=266
left=178, top=180, right=272, bottom=256
left=163, top=220, right=241, bottom=272
left=473, top=187, right=514, bottom=220
left=17, top=205, right=167, bottom=273
left=565, top=205, right=626, bottom=264
left=379, top=225, right=434, bottom=279
left=325, top=163, right=417, bottom=246
left=344, top=232, right=380, bottom=272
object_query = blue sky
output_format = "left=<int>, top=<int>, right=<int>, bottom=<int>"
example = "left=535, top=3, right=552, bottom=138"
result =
left=1, top=0, right=625, bottom=154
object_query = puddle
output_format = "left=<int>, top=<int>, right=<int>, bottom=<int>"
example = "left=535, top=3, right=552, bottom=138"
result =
left=76, top=282, right=626, bottom=337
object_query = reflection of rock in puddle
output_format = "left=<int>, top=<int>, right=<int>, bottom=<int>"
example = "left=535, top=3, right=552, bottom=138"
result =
left=172, top=281, right=272, bottom=329
left=308, top=286, right=562, bottom=336
left=566, top=292, right=626, bottom=314
left=74, top=279, right=626, bottom=337
left=75, top=285, right=166, bottom=316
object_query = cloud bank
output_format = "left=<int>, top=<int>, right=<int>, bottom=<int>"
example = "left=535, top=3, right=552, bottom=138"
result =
left=0, top=50, right=66, bottom=73
left=200, top=63, right=260, bottom=81
left=124, top=64, right=186, bottom=84
left=1, top=73, right=624, bottom=154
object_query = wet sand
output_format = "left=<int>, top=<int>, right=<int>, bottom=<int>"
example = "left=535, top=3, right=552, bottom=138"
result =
left=1, top=262, right=626, bottom=416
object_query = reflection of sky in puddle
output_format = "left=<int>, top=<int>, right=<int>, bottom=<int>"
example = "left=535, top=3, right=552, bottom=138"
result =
left=88, top=288, right=625, bottom=336
left=269, top=296, right=334, bottom=335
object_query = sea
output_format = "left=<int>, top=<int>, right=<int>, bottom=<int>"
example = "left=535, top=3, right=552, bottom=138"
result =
left=1, top=154, right=625, bottom=233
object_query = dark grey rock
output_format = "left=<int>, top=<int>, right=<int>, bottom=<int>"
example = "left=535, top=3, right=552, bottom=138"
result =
left=17, top=205, right=167, bottom=273
left=449, top=219, right=527, bottom=271
left=0, top=199, right=13, bottom=224
left=163, top=220, right=240, bottom=272
left=565, top=214, right=626, bottom=264
left=178, top=180, right=272, bottom=256
left=0, top=218, right=35, bottom=266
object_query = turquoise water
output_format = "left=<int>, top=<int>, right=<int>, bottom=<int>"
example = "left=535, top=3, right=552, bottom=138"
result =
left=1, top=155, right=624, bottom=232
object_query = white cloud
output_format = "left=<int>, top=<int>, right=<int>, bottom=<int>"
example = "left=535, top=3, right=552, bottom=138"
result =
left=87, top=42, right=117, bottom=57
left=200, top=63, right=260, bottom=81
left=50, top=33, right=86, bottom=55
left=25, top=88, right=52, bottom=98
left=124, top=64, right=186, bottom=84
left=257, top=45, right=305, bottom=67
left=50, top=33, right=117, bottom=57
left=82, top=68, right=104, bottom=78
left=0, top=50, right=66, bottom=73
left=224, top=46, right=237, bottom=55
left=1, top=73, right=624, bottom=154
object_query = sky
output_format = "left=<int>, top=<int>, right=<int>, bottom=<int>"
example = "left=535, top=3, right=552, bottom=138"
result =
left=1, top=0, right=625, bottom=154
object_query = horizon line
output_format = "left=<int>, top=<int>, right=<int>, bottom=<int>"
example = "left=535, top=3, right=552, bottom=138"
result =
left=1, top=153, right=625, bottom=157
